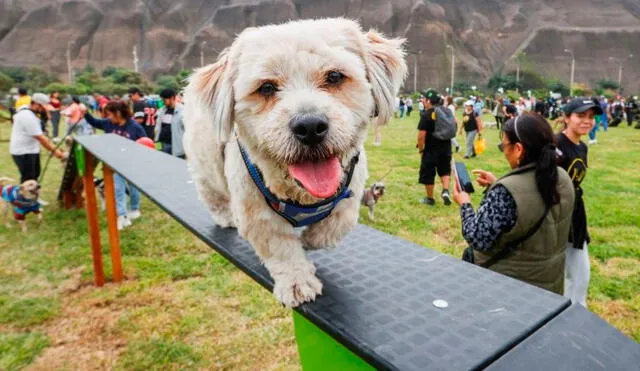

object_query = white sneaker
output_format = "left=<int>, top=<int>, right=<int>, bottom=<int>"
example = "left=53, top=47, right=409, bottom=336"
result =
left=38, top=198, right=49, bottom=206
left=52, top=137, right=61, bottom=143
left=588, top=139, right=597, bottom=145
left=117, top=215, right=131, bottom=230
left=127, top=210, right=141, bottom=220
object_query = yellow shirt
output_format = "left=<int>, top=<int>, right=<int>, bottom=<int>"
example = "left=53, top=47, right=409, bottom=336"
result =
left=15, top=95, right=31, bottom=109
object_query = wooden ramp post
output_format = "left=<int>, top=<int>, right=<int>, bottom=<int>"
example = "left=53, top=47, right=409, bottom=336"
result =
left=81, top=149, right=105, bottom=287
left=103, top=165, right=123, bottom=283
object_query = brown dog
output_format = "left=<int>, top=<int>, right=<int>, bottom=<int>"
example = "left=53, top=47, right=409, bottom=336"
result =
left=1, top=177, right=43, bottom=233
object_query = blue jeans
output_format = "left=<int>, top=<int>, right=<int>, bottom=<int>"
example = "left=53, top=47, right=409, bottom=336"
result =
left=601, top=114, right=608, bottom=131
left=115, top=173, right=140, bottom=217
left=588, top=117, right=600, bottom=140
left=162, top=143, right=172, bottom=155
left=465, top=130, right=477, bottom=157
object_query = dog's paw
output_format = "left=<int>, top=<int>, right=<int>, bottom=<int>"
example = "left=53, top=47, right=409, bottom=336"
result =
left=211, top=211, right=235, bottom=228
left=273, top=270, right=323, bottom=308
left=301, top=228, right=339, bottom=251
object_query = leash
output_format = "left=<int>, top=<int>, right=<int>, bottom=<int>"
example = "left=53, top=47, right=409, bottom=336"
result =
left=38, top=121, right=83, bottom=185
left=377, top=168, right=392, bottom=182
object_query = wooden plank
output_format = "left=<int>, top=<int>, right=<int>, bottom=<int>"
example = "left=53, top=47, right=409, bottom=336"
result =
left=103, top=165, right=123, bottom=283
left=63, top=190, right=73, bottom=210
left=82, top=151, right=105, bottom=287
left=73, top=177, right=85, bottom=209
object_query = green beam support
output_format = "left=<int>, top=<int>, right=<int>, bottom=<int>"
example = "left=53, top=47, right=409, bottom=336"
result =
left=75, top=143, right=85, bottom=176
left=293, top=312, right=375, bottom=371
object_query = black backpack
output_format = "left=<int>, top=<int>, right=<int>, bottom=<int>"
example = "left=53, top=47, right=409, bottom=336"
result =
left=432, top=106, right=456, bottom=140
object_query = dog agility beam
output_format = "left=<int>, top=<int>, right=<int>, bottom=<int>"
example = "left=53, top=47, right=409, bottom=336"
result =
left=74, top=134, right=640, bottom=370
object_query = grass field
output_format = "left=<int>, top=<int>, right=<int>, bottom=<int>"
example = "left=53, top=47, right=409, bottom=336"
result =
left=0, top=112, right=638, bottom=370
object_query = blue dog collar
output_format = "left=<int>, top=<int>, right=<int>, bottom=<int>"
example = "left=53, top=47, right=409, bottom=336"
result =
left=238, top=141, right=359, bottom=227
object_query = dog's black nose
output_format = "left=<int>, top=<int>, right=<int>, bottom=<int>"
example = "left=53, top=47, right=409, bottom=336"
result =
left=289, top=114, right=329, bottom=146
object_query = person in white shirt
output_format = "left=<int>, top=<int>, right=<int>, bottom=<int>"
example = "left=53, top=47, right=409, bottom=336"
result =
left=10, top=93, right=64, bottom=183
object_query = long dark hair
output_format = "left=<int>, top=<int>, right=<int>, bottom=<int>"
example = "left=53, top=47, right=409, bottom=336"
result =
left=104, top=100, right=132, bottom=120
left=503, top=113, right=559, bottom=207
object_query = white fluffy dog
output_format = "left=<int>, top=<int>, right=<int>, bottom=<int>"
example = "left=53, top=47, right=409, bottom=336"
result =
left=183, top=18, right=406, bottom=307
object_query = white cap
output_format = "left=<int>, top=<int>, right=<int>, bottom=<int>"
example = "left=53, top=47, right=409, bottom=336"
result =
left=31, top=93, right=50, bottom=106
left=464, top=100, right=474, bottom=106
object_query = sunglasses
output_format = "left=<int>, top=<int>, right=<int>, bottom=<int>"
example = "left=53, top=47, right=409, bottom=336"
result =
left=498, top=142, right=514, bottom=152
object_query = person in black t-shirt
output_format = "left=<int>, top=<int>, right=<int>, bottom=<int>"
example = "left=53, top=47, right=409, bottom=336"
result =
left=459, top=101, right=483, bottom=159
left=154, top=89, right=185, bottom=158
left=128, top=87, right=155, bottom=138
left=626, top=96, right=638, bottom=127
left=417, top=90, right=452, bottom=206
left=556, top=98, right=603, bottom=307
left=157, top=105, right=174, bottom=154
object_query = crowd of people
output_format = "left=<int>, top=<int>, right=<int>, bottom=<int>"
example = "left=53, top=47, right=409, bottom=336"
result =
left=412, top=88, right=632, bottom=307
left=7, top=86, right=186, bottom=229
left=6, top=81, right=637, bottom=308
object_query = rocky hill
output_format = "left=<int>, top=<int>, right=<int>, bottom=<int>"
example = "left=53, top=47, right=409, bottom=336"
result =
left=1, top=0, right=639, bottom=93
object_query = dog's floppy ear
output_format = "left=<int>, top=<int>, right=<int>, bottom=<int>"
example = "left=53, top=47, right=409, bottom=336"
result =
left=362, top=30, right=407, bottom=125
left=187, top=49, right=235, bottom=142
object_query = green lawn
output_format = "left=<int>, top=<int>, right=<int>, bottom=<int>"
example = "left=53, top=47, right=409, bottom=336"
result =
left=0, top=113, right=638, bottom=370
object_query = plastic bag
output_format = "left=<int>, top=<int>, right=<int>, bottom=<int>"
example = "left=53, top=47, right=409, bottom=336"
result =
left=474, top=135, right=486, bottom=155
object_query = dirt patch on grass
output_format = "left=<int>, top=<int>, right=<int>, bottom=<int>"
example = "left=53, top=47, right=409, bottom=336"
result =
left=25, top=282, right=179, bottom=370
left=26, top=287, right=126, bottom=370
left=592, top=257, right=640, bottom=279
left=589, top=299, right=639, bottom=341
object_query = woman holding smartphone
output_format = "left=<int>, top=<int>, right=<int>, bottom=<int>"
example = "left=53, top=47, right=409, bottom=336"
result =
left=452, top=113, right=575, bottom=294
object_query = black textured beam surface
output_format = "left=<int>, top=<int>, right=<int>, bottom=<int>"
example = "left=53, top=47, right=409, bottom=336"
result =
left=75, top=134, right=577, bottom=370
left=487, top=304, right=640, bottom=371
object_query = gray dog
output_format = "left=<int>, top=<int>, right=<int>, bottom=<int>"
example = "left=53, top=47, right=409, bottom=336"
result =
left=361, top=182, right=385, bottom=221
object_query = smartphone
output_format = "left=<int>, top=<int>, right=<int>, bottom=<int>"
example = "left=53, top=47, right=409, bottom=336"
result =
left=455, top=162, right=475, bottom=193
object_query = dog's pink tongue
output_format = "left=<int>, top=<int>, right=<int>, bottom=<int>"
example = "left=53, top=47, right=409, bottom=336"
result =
left=288, top=157, right=342, bottom=198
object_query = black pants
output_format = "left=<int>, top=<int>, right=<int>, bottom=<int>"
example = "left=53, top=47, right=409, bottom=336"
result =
left=419, top=150, right=452, bottom=185
left=627, top=111, right=634, bottom=127
left=12, top=154, right=41, bottom=183
left=144, top=125, right=155, bottom=139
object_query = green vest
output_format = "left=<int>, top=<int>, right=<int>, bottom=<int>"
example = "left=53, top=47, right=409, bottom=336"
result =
left=474, top=164, right=575, bottom=294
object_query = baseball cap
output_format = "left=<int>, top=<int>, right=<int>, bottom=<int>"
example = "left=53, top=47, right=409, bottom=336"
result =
left=31, top=93, right=50, bottom=106
left=563, top=98, right=604, bottom=115
left=133, top=112, right=145, bottom=119
left=464, top=100, right=474, bottom=107
left=420, top=89, right=440, bottom=103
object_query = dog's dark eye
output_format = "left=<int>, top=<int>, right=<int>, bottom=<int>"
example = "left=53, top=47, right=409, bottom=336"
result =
left=258, top=82, right=278, bottom=97
left=325, top=71, right=345, bottom=85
